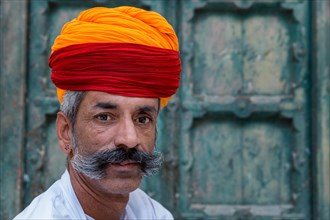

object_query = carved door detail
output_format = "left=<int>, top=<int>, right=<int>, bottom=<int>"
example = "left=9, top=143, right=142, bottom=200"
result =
left=178, top=0, right=310, bottom=219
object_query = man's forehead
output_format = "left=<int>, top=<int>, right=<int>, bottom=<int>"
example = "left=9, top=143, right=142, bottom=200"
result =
left=82, top=91, right=159, bottom=112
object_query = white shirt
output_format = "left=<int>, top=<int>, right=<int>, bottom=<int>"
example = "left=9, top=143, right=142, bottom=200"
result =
left=14, top=170, right=173, bottom=220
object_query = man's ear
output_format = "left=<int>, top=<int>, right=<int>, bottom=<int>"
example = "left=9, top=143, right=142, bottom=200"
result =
left=56, top=111, right=73, bottom=155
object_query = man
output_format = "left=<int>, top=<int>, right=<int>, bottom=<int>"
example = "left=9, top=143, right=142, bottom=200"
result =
left=15, top=6, right=181, bottom=219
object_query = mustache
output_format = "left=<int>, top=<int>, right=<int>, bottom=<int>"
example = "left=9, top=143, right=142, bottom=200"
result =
left=71, top=148, right=163, bottom=180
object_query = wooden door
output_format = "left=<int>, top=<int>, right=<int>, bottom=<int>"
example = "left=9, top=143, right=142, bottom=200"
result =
left=177, top=0, right=311, bottom=219
left=1, top=0, right=329, bottom=219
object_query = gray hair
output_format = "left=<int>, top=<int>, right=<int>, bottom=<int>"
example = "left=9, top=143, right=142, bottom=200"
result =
left=60, top=91, right=86, bottom=128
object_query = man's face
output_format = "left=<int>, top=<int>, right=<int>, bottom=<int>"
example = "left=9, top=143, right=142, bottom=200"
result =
left=72, top=91, right=159, bottom=195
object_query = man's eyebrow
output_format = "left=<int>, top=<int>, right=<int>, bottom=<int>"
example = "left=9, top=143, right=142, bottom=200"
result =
left=93, top=102, right=117, bottom=109
left=137, top=106, right=158, bottom=114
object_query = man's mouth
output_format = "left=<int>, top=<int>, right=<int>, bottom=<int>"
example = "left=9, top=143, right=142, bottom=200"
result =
left=116, top=160, right=141, bottom=166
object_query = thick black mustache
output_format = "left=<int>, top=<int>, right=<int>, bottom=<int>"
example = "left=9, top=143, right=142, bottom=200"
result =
left=71, top=148, right=163, bottom=180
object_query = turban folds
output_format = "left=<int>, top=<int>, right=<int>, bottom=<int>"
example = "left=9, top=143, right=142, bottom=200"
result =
left=49, top=6, right=181, bottom=107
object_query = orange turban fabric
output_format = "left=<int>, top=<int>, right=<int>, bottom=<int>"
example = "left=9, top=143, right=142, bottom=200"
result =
left=49, top=6, right=181, bottom=107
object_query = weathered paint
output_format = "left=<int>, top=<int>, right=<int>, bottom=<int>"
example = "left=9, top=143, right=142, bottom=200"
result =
left=312, top=1, right=330, bottom=220
left=180, top=0, right=311, bottom=219
left=0, top=1, right=27, bottom=219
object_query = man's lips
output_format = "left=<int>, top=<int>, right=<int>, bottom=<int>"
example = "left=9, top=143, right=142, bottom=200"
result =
left=114, top=160, right=141, bottom=166
left=109, top=160, right=141, bottom=174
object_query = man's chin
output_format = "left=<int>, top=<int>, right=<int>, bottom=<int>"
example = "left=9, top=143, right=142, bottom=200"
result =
left=98, top=174, right=143, bottom=195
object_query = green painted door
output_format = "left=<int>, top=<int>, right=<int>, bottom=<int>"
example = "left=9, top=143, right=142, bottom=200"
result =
left=177, top=0, right=311, bottom=219
left=1, top=0, right=330, bottom=220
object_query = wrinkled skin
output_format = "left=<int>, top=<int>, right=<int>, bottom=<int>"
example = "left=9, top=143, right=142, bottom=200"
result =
left=56, top=91, right=159, bottom=219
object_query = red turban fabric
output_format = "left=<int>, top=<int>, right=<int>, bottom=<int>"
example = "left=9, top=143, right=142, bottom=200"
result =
left=49, top=6, right=181, bottom=107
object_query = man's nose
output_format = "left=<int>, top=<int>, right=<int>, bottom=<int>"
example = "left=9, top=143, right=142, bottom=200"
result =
left=114, top=118, right=140, bottom=149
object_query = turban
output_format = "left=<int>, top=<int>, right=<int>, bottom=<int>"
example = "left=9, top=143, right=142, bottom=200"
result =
left=49, top=6, right=181, bottom=107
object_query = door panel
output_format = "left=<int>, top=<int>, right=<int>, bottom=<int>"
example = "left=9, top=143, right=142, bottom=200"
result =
left=179, top=0, right=310, bottom=219
left=189, top=117, right=292, bottom=205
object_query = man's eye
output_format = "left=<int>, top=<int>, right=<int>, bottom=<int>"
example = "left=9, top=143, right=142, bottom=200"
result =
left=96, top=114, right=112, bottom=121
left=137, top=116, right=150, bottom=124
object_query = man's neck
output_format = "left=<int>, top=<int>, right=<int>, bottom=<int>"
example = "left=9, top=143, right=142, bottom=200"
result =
left=68, top=165, right=129, bottom=220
